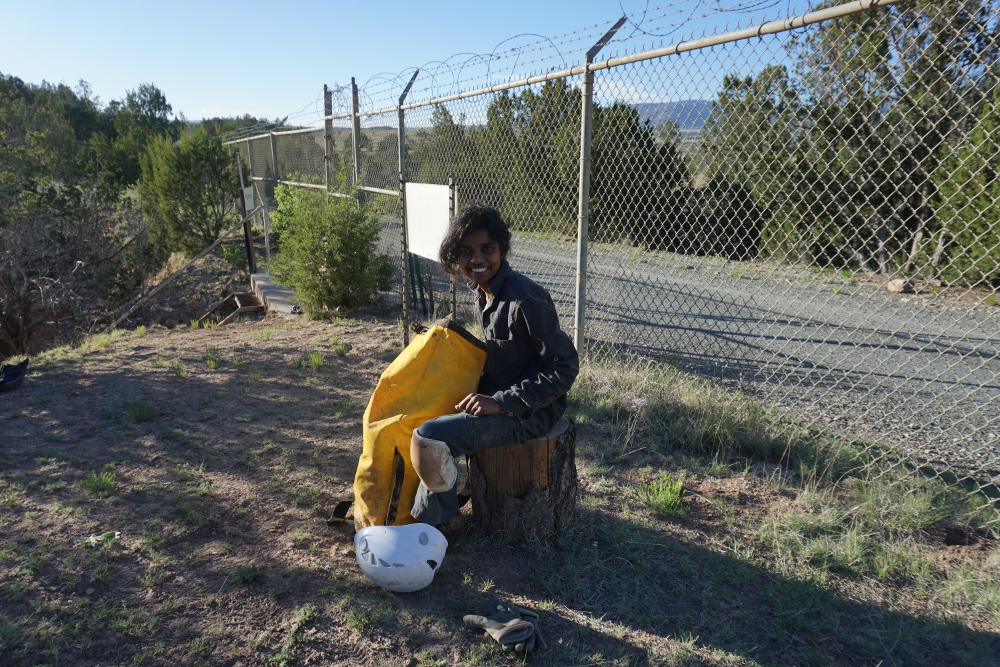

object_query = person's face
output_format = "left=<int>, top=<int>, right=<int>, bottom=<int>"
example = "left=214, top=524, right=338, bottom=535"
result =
left=457, top=229, right=503, bottom=291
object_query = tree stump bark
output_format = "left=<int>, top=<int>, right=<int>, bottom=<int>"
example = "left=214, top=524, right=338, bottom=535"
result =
left=468, top=417, right=577, bottom=543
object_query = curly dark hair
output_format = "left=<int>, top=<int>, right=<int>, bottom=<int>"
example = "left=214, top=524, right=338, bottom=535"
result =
left=438, top=203, right=511, bottom=275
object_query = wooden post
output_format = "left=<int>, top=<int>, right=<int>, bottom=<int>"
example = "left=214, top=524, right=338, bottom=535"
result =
left=468, top=418, right=577, bottom=543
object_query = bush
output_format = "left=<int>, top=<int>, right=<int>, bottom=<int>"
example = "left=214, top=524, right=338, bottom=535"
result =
left=138, top=125, right=239, bottom=255
left=268, top=186, right=393, bottom=316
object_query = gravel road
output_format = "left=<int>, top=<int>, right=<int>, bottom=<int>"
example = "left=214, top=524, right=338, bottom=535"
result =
left=511, top=236, right=1000, bottom=479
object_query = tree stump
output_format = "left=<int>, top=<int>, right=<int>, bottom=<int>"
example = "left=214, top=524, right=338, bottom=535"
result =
left=468, top=417, right=577, bottom=543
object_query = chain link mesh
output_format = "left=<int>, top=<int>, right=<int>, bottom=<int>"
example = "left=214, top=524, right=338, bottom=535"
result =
left=226, top=0, right=1000, bottom=520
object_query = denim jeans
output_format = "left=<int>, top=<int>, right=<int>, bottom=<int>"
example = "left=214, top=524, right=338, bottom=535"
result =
left=410, top=412, right=526, bottom=525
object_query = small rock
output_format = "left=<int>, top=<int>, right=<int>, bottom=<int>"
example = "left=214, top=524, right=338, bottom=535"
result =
left=85, top=588, right=95, bottom=595
left=885, top=278, right=914, bottom=293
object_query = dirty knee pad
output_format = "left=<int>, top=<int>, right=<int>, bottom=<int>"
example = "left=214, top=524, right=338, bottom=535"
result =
left=410, top=432, right=457, bottom=493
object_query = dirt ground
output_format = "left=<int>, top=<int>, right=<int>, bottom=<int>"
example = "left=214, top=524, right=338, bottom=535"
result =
left=2, top=288, right=999, bottom=665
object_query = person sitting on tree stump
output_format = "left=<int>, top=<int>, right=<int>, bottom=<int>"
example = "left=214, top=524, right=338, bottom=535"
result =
left=410, top=203, right=579, bottom=546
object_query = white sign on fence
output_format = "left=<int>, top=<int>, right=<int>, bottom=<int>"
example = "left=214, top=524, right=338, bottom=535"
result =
left=404, top=183, right=451, bottom=261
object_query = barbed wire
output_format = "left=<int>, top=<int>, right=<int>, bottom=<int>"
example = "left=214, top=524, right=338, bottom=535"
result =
left=355, top=0, right=817, bottom=110
left=222, top=91, right=332, bottom=140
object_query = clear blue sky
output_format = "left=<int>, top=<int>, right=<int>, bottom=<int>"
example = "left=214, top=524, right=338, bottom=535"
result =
left=2, top=0, right=809, bottom=124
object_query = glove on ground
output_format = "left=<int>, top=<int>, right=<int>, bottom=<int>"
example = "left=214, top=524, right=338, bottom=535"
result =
left=463, top=597, right=547, bottom=653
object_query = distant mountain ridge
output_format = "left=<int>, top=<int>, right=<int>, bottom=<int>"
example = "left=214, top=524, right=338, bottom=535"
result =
left=633, top=100, right=712, bottom=132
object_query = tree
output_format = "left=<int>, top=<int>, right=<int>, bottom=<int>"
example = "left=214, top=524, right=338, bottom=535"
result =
left=702, top=66, right=804, bottom=261
left=198, top=114, right=286, bottom=139
left=138, top=125, right=240, bottom=255
left=0, top=73, right=107, bottom=190
left=93, top=83, right=180, bottom=200
left=0, top=126, right=153, bottom=356
left=473, top=81, right=580, bottom=236
left=468, top=81, right=690, bottom=245
left=0, top=73, right=168, bottom=355
left=702, top=1, right=999, bottom=274
left=591, top=104, right=689, bottom=248
left=677, top=178, right=763, bottom=260
left=931, top=84, right=1000, bottom=286
left=267, top=185, right=393, bottom=315
left=410, top=105, right=477, bottom=185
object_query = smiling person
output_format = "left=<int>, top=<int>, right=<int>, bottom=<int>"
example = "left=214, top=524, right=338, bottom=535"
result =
left=409, top=203, right=579, bottom=546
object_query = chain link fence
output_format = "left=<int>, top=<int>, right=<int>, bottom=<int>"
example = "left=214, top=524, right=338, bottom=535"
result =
left=227, top=0, right=1000, bottom=521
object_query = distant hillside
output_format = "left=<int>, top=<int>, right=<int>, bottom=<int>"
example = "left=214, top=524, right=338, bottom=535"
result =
left=634, top=100, right=712, bottom=132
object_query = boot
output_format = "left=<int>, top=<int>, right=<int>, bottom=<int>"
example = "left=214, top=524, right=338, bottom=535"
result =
left=436, top=512, right=467, bottom=552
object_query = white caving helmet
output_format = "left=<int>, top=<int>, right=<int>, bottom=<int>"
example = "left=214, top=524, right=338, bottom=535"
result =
left=354, top=523, right=447, bottom=593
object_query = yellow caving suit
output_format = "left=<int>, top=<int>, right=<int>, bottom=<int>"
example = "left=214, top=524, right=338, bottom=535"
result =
left=353, top=320, right=486, bottom=529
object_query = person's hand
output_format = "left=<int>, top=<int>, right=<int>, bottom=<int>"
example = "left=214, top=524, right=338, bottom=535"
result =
left=457, top=393, right=501, bottom=416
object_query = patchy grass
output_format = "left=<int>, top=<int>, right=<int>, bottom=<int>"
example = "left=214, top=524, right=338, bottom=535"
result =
left=125, top=400, right=157, bottom=423
left=80, top=471, right=117, bottom=495
left=634, top=473, right=686, bottom=518
left=233, top=563, right=267, bottom=584
left=203, top=347, right=222, bottom=369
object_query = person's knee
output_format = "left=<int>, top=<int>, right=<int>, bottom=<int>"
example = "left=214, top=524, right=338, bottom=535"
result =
left=415, top=417, right=455, bottom=445
left=410, top=431, right=457, bottom=493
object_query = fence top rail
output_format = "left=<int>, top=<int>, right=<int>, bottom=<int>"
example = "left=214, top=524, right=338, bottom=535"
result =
left=333, top=0, right=906, bottom=120
left=251, top=177, right=328, bottom=190
left=224, top=125, right=323, bottom=146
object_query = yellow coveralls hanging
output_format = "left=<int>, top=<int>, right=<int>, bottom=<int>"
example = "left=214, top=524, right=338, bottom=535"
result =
left=353, top=320, right=486, bottom=529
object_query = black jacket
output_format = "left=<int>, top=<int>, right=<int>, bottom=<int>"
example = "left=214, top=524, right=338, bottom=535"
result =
left=473, top=261, right=579, bottom=438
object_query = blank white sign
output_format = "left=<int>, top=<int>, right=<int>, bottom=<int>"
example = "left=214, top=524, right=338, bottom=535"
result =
left=405, top=183, right=451, bottom=261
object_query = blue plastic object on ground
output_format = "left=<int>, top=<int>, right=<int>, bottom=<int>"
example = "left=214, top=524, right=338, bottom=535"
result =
left=0, top=358, right=28, bottom=392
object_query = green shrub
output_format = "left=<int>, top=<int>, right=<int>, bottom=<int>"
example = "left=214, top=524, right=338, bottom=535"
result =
left=930, top=84, right=1000, bottom=287
left=126, top=400, right=157, bottom=422
left=81, top=471, right=116, bottom=495
left=204, top=347, right=222, bottom=369
left=221, top=242, right=249, bottom=276
left=233, top=563, right=267, bottom=584
left=268, top=185, right=393, bottom=316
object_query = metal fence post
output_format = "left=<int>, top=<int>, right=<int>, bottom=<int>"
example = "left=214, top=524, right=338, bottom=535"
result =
left=235, top=151, right=257, bottom=275
left=245, top=138, right=254, bottom=183
left=245, top=138, right=271, bottom=263
left=324, top=84, right=334, bottom=192
left=351, top=77, right=363, bottom=204
left=575, top=18, right=626, bottom=353
left=397, top=71, right=419, bottom=345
